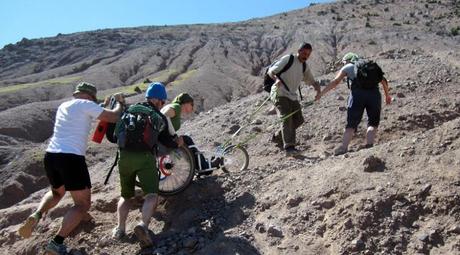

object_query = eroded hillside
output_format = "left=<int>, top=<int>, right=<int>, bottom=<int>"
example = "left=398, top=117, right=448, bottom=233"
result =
left=0, top=0, right=459, bottom=254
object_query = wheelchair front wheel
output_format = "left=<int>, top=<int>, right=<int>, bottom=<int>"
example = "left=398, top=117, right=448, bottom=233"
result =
left=222, top=145, right=249, bottom=173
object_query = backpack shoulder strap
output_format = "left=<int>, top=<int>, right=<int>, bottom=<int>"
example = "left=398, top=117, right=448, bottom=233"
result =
left=277, top=54, right=294, bottom=76
left=276, top=54, right=295, bottom=92
left=127, top=103, right=154, bottom=115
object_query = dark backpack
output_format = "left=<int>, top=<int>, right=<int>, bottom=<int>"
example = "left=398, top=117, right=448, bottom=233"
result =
left=350, top=60, right=384, bottom=89
left=114, top=103, right=165, bottom=151
left=263, top=55, right=306, bottom=95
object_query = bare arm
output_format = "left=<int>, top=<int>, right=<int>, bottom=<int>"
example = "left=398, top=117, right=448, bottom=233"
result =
left=310, top=81, right=321, bottom=101
left=380, top=77, right=392, bottom=105
left=162, top=107, right=176, bottom=118
left=321, top=71, right=347, bottom=97
left=97, top=103, right=123, bottom=123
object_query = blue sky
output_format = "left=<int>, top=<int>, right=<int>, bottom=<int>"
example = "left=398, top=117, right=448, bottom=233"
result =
left=0, top=0, right=332, bottom=48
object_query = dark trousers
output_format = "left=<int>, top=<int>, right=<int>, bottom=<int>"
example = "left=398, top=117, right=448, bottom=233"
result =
left=182, top=135, right=209, bottom=170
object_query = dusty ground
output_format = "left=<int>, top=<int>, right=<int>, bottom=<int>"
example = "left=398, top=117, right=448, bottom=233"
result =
left=0, top=0, right=459, bottom=254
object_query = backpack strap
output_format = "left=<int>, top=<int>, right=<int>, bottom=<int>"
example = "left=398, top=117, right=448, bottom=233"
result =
left=104, top=150, right=119, bottom=185
left=298, top=62, right=307, bottom=101
left=276, top=55, right=295, bottom=92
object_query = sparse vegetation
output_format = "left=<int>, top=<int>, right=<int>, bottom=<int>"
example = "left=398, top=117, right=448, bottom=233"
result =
left=169, top=69, right=198, bottom=87
left=317, top=10, right=328, bottom=16
left=0, top=77, right=81, bottom=94
left=1, top=1, right=460, bottom=255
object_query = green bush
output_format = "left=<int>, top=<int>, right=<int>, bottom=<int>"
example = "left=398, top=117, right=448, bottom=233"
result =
left=451, top=27, right=459, bottom=36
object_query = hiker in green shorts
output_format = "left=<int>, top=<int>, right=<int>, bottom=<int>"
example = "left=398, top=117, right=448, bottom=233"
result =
left=112, top=82, right=182, bottom=248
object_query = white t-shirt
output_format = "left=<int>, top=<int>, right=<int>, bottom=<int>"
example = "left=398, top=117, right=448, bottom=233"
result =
left=340, top=63, right=357, bottom=80
left=46, top=99, right=104, bottom=156
left=268, top=54, right=316, bottom=101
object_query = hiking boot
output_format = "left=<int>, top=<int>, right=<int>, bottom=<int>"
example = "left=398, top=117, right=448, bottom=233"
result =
left=45, top=240, right=67, bottom=255
left=210, top=157, right=224, bottom=168
left=18, top=212, right=40, bottom=238
left=134, top=224, right=153, bottom=248
left=357, top=143, right=374, bottom=151
left=271, top=130, right=283, bottom=145
left=285, top=146, right=300, bottom=156
left=333, top=146, right=348, bottom=156
left=111, top=227, right=126, bottom=239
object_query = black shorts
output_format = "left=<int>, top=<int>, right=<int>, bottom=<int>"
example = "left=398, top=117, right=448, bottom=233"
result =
left=44, top=152, right=91, bottom=191
left=346, top=88, right=382, bottom=130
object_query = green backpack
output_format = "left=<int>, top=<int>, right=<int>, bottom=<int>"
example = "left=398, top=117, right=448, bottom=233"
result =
left=115, top=103, right=165, bottom=151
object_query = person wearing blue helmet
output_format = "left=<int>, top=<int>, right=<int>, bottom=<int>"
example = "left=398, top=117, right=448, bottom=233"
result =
left=112, top=82, right=182, bottom=248
left=145, top=82, right=167, bottom=101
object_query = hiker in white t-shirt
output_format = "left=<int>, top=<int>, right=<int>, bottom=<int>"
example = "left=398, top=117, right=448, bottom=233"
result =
left=268, top=43, right=321, bottom=155
left=18, top=82, right=125, bottom=255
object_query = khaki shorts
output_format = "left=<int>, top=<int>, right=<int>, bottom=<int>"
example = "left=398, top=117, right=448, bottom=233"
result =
left=118, top=150, right=158, bottom=198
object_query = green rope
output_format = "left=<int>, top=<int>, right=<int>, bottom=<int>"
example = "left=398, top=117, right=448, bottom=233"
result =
left=221, top=97, right=315, bottom=149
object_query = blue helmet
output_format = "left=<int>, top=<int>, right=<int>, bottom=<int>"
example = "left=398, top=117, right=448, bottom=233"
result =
left=145, top=82, right=167, bottom=100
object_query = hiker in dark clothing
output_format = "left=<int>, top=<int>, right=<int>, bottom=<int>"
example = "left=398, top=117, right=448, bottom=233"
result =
left=321, top=52, right=392, bottom=155
left=268, top=43, right=321, bottom=155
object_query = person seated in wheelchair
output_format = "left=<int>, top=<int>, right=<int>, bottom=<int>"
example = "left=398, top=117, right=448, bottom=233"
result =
left=161, top=93, right=223, bottom=173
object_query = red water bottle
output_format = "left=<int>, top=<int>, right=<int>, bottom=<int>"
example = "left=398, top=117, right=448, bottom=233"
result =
left=92, top=121, right=108, bottom=143
left=92, top=96, right=117, bottom=143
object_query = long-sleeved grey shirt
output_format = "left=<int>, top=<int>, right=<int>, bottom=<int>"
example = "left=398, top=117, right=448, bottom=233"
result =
left=268, top=54, right=316, bottom=101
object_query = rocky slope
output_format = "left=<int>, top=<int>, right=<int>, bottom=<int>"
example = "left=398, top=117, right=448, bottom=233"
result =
left=0, top=0, right=459, bottom=254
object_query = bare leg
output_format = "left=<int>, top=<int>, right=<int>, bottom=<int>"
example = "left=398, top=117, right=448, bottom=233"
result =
left=18, top=186, right=65, bottom=238
left=341, top=128, right=355, bottom=150
left=366, top=126, right=378, bottom=146
left=116, top=197, right=131, bottom=232
left=37, top=186, right=65, bottom=215
left=56, top=188, right=91, bottom=237
left=133, top=193, right=158, bottom=248
left=141, top=193, right=158, bottom=226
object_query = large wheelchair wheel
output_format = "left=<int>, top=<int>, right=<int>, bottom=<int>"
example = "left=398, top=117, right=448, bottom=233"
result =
left=222, top=145, right=249, bottom=173
left=158, top=146, right=195, bottom=196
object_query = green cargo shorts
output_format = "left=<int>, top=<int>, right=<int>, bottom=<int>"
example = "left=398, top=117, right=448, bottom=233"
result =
left=118, top=150, right=158, bottom=199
